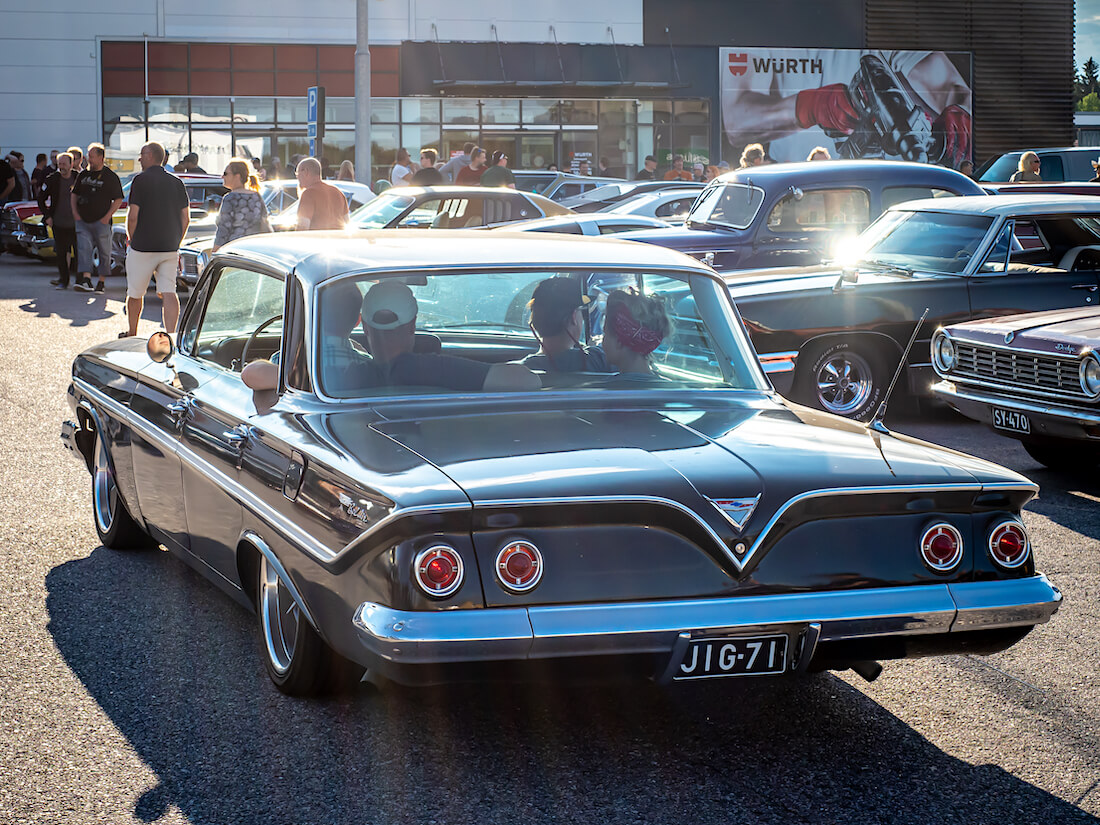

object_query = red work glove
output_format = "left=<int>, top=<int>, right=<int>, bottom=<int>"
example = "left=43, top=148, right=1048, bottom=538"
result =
left=933, top=105, right=971, bottom=169
left=795, top=84, right=860, bottom=135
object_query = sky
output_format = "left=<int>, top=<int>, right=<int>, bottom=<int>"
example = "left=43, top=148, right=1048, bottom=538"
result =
left=1079, top=0, right=1100, bottom=67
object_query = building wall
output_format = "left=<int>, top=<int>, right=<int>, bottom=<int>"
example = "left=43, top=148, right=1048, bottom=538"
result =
left=1, top=0, right=644, bottom=157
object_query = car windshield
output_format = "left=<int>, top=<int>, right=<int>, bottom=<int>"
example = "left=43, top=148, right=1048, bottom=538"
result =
left=685, top=183, right=765, bottom=229
left=314, top=269, right=768, bottom=399
left=848, top=209, right=995, bottom=274
left=349, top=193, right=416, bottom=229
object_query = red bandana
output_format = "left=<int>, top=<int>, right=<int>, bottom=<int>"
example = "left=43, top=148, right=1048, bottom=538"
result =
left=608, top=302, right=663, bottom=355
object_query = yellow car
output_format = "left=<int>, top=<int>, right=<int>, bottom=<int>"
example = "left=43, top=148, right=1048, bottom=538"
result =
left=18, top=212, right=126, bottom=263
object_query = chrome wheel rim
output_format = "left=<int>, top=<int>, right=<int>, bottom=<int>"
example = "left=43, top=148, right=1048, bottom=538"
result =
left=92, top=434, right=116, bottom=534
left=260, top=557, right=299, bottom=675
left=815, top=351, right=874, bottom=415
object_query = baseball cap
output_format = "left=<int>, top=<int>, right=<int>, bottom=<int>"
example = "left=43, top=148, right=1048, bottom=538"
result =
left=717, top=160, right=731, bottom=170
left=361, top=280, right=418, bottom=330
left=528, top=277, right=589, bottom=336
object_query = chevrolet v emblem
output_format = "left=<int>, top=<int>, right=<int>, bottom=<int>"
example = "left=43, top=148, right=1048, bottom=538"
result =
left=708, top=495, right=761, bottom=531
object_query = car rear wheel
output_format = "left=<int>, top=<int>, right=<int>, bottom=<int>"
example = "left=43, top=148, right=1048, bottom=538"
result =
left=92, top=430, right=150, bottom=550
left=799, top=341, right=888, bottom=420
left=1022, top=438, right=1100, bottom=472
left=257, top=555, right=360, bottom=696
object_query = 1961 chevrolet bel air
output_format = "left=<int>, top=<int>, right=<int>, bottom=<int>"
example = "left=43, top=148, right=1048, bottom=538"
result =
left=62, top=231, right=1060, bottom=696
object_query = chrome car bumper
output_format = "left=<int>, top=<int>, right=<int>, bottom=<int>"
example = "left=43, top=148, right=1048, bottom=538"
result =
left=933, top=380, right=1100, bottom=440
left=353, top=576, right=1061, bottom=666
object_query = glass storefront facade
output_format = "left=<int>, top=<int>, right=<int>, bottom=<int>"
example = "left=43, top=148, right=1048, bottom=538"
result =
left=103, top=95, right=711, bottom=182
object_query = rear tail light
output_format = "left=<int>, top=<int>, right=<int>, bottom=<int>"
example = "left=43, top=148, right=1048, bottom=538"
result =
left=496, top=540, right=543, bottom=592
left=988, top=521, right=1030, bottom=569
left=414, top=545, right=463, bottom=597
left=919, top=523, right=963, bottom=572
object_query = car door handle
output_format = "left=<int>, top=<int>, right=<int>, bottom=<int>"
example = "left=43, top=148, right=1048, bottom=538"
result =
left=223, top=424, right=253, bottom=449
left=1071, top=284, right=1098, bottom=292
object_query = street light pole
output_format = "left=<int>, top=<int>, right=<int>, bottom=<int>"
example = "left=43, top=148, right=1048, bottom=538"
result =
left=355, top=0, right=371, bottom=186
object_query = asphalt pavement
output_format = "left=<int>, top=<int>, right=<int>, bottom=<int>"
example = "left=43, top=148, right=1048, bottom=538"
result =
left=0, top=252, right=1096, bottom=825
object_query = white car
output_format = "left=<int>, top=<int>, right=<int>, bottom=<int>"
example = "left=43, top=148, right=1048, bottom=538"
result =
left=498, top=213, right=673, bottom=236
left=601, top=188, right=702, bottom=224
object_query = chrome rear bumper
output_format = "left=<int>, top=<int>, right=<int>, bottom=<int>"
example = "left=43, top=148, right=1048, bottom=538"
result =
left=353, top=576, right=1061, bottom=665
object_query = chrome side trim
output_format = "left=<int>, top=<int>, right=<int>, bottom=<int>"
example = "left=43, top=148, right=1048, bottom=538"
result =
left=351, top=577, right=1062, bottom=665
left=933, top=381, right=1100, bottom=426
left=757, top=350, right=799, bottom=374
left=74, top=377, right=338, bottom=564
left=242, top=530, right=318, bottom=629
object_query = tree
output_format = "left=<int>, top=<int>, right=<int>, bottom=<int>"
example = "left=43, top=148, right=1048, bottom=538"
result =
left=1075, top=58, right=1100, bottom=109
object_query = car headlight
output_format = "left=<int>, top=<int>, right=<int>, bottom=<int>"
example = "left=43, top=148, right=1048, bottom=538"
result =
left=1080, top=353, right=1100, bottom=398
left=932, top=332, right=956, bottom=373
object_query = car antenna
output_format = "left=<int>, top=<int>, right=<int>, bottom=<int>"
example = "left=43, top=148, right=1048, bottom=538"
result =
left=869, top=307, right=929, bottom=435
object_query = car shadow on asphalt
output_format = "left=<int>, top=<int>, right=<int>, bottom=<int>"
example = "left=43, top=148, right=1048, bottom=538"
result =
left=44, top=546, right=1095, bottom=825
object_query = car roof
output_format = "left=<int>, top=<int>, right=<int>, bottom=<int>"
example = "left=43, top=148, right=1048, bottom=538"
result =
left=886, top=193, right=1100, bottom=216
left=721, top=159, right=982, bottom=190
left=501, top=214, right=668, bottom=229
left=218, top=229, right=712, bottom=284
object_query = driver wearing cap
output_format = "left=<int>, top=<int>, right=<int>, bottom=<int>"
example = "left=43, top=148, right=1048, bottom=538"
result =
left=359, top=280, right=540, bottom=392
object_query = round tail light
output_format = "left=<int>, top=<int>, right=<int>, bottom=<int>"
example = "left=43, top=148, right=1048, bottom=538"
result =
left=496, top=540, right=543, bottom=592
left=920, top=523, right=963, bottom=572
left=989, top=521, right=1030, bottom=569
left=414, top=545, right=463, bottom=598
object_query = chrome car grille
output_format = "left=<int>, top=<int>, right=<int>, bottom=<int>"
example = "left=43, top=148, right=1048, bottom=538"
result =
left=179, top=251, right=201, bottom=275
left=953, top=342, right=1086, bottom=401
left=22, top=221, right=48, bottom=240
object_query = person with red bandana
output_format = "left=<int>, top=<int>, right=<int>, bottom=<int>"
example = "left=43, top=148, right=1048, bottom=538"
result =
left=601, top=289, right=671, bottom=380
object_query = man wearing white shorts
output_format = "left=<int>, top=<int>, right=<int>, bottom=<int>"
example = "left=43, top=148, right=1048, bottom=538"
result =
left=124, top=142, right=189, bottom=338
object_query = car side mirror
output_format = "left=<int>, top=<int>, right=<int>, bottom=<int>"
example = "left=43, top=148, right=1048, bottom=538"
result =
left=833, top=268, right=858, bottom=292
left=147, top=330, right=175, bottom=364
left=789, top=186, right=804, bottom=201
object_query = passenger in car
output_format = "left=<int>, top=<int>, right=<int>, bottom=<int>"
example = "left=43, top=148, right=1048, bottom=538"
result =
left=521, top=277, right=611, bottom=372
left=358, top=281, right=540, bottom=392
left=601, top=289, right=671, bottom=380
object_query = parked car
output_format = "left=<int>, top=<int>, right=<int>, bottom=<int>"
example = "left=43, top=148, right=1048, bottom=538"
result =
left=724, top=194, right=1100, bottom=420
left=497, top=213, right=672, bottom=236
left=347, top=185, right=571, bottom=231
left=976, top=147, right=1100, bottom=183
left=18, top=173, right=226, bottom=264
left=931, top=306, right=1100, bottom=469
left=133, top=180, right=375, bottom=288
left=617, top=160, right=985, bottom=272
left=61, top=230, right=1060, bottom=697
left=601, top=187, right=703, bottom=224
left=512, top=170, right=620, bottom=202
left=558, top=180, right=706, bottom=213
left=268, top=181, right=375, bottom=231
left=1, top=200, right=45, bottom=255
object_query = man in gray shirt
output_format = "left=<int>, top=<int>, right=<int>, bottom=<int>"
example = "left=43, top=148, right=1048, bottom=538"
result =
left=438, top=142, right=474, bottom=183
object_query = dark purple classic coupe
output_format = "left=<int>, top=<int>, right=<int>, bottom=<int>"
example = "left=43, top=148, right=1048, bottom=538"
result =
left=932, top=306, right=1100, bottom=470
left=616, top=160, right=985, bottom=271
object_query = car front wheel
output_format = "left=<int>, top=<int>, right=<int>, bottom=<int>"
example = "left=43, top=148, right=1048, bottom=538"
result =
left=257, top=555, right=360, bottom=696
left=91, top=429, right=150, bottom=549
left=800, top=341, right=888, bottom=420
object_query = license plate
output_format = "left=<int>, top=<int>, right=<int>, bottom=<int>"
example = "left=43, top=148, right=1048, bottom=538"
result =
left=672, top=634, right=788, bottom=680
left=992, top=407, right=1030, bottom=434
